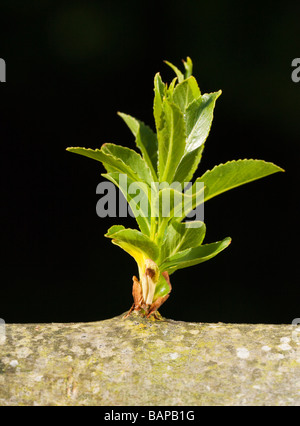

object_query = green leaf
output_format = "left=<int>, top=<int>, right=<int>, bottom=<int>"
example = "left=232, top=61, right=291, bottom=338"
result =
left=153, top=273, right=171, bottom=301
left=161, top=221, right=206, bottom=261
left=105, top=227, right=159, bottom=265
left=105, top=225, right=125, bottom=236
left=160, top=237, right=231, bottom=274
left=67, top=144, right=152, bottom=185
left=155, top=181, right=205, bottom=223
left=183, top=56, right=193, bottom=79
left=103, top=172, right=151, bottom=236
left=101, top=143, right=152, bottom=184
left=164, top=60, right=184, bottom=83
left=172, top=76, right=201, bottom=113
left=173, top=91, right=222, bottom=183
left=166, top=77, right=178, bottom=98
left=157, top=100, right=186, bottom=183
left=117, top=113, right=158, bottom=180
left=66, top=146, right=139, bottom=182
left=173, top=145, right=205, bottom=185
left=196, top=159, right=285, bottom=203
left=153, top=73, right=166, bottom=131
left=185, top=91, right=222, bottom=153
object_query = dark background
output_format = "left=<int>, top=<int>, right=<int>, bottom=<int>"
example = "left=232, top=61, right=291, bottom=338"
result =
left=0, top=0, right=299, bottom=324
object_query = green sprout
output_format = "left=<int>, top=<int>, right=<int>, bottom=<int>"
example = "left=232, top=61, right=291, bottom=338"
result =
left=67, top=57, right=284, bottom=319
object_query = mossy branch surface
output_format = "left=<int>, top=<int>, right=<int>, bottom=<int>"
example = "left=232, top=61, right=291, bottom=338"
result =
left=1, top=315, right=300, bottom=406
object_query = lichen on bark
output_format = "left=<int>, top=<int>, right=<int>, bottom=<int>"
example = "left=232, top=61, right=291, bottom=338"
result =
left=1, top=313, right=300, bottom=406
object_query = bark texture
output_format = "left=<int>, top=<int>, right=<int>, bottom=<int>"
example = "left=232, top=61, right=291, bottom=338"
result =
left=1, top=313, right=300, bottom=406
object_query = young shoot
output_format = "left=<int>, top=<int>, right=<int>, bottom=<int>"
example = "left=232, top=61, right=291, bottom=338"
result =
left=67, top=58, right=284, bottom=319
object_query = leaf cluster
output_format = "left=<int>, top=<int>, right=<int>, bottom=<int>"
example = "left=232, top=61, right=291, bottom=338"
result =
left=67, top=58, right=283, bottom=301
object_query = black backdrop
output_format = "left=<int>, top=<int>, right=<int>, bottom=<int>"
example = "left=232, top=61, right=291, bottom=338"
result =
left=0, top=0, right=299, bottom=324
